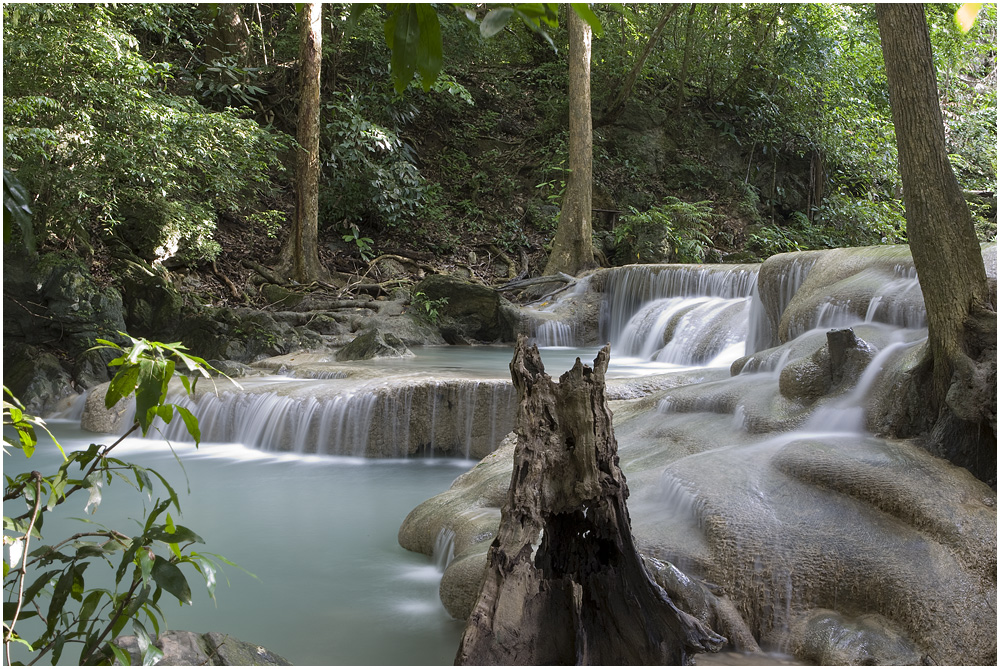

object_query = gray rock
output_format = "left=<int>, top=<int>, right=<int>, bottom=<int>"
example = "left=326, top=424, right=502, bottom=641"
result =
left=81, top=382, right=132, bottom=435
left=3, top=344, right=75, bottom=415
left=113, top=630, right=292, bottom=666
left=335, top=328, right=413, bottom=361
left=413, top=274, right=517, bottom=343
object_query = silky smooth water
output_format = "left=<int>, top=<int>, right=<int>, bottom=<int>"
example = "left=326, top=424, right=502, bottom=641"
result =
left=6, top=421, right=469, bottom=665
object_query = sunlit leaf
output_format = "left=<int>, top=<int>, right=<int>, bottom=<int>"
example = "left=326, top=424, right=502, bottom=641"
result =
left=481, top=7, right=514, bottom=38
left=955, top=3, right=982, bottom=32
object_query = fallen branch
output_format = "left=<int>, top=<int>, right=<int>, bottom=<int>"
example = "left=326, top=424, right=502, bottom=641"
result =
left=495, top=272, right=575, bottom=292
left=241, top=259, right=284, bottom=285
left=212, top=261, right=243, bottom=300
left=366, top=253, right=435, bottom=275
left=486, top=244, right=518, bottom=280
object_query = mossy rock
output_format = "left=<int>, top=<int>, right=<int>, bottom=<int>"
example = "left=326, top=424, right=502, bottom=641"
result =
left=335, top=328, right=412, bottom=361
left=413, top=274, right=517, bottom=343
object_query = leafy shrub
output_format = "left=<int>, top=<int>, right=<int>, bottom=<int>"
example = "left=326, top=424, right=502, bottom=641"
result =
left=3, top=335, right=234, bottom=665
left=410, top=292, right=449, bottom=324
left=613, top=198, right=716, bottom=264
left=745, top=224, right=804, bottom=260
left=321, top=91, right=428, bottom=230
left=813, top=193, right=907, bottom=246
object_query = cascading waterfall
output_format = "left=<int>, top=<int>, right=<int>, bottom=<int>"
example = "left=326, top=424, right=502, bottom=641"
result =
left=600, top=264, right=759, bottom=366
left=746, top=255, right=817, bottom=355
left=533, top=320, right=577, bottom=347
left=154, top=378, right=516, bottom=459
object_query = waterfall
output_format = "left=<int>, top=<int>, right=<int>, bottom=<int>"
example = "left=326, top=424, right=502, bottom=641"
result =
left=803, top=336, right=925, bottom=434
left=600, top=264, right=758, bottom=365
left=746, top=255, right=817, bottom=355
left=533, top=320, right=577, bottom=347
left=432, top=528, right=457, bottom=571
left=154, top=378, right=516, bottom=459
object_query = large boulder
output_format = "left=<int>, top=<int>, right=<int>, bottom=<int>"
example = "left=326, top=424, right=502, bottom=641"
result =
left=413, top=274, right=518, bottom=343
left=113, top=255, right=185, bottom=336
left=335, top=328, right=412, bottom=361
left=3, top=343, right=75, bottom=414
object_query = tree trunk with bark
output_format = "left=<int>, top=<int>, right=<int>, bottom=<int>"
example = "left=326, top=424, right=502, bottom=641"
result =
left=278, top=2, right=329, bottom=283
left=876, top=3, right=996, bottom=483
left=205, top=4, right=249, bottom=63
left=544, top=8, right=595, bottom=278
left=455, top=336, right=725, bottom=665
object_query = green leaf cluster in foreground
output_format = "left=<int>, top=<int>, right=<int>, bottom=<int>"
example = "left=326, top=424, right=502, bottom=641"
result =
left=3, top=336, right=243, bottom=665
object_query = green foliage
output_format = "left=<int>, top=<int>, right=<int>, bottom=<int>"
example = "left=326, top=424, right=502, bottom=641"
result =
left=3, top=336, right=233, bottom=665
left=3, top=4, right=290, bottom=263
left=3, top=169, right=34, bottom=255
left=613, top=198, right=716, bottom=264
left=341, top=225, right=375, bottom=262
left=745, top=224, right=805, bottom=260
left=813, top=194, right=907, bottom=246
left=410, top=291, right=449, bottom=325
left=321, top=91, right=428, bottom=230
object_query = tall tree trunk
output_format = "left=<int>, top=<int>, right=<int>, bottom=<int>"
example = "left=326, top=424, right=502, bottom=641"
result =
left=205, top=4, right=249, bottom=63
left=596, top=5, right=677, bottom=128
left=278, top=3, right=328, bottom=283
left=543, top=8, right=595, bottom=277
left=675, top=3, right=698, bottom=113
left=455, top=336, right=725, bottom=665
left=876, top=3, right=996, bottom=482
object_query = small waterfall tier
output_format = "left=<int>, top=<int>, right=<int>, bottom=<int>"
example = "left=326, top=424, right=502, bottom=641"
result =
left=748, top=247, right=929, bottom=353
left=86, top=375, right=515, bottom=459
left=599, top=264, right=759, bottom=366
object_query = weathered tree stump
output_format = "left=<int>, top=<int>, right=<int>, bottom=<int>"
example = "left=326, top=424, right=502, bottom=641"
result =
left=456, top=335, right=725, bottom=665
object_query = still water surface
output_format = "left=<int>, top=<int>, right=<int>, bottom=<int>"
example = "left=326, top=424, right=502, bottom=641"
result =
left=7, top=421, right=470, bottom=665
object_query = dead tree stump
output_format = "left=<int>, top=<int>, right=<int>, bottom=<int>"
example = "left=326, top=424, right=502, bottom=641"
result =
left=456, top=336, right=725, bottom=665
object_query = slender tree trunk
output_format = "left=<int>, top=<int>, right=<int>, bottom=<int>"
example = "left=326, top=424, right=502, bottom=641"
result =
left=596, top=5, right=677, bottom=128
left=456, top=337, right=725, bottom=665
left=544, top=8, right=594, bottom=277
left=675, top=3, right=698, bottom=113
left=278, top=2, right=328, bottom=283
left=876, top=3, right=996, bottom=482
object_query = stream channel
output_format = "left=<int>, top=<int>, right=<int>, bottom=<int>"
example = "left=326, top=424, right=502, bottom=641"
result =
left=8, top=248, right=996, bottom=665
left=11, top=346, right=703, bottom=666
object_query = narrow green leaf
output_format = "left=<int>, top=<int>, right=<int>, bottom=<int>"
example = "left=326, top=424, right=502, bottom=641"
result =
left=187, top=555, right=218, bottom=601
left=106, top=365, right=139, bottom=409
left=51, top=632, right=66, bottom=664
left=109, top=641, right=133, bottom=666
left=481, top=7, right=514, bottom=37
left=77, top=589, right=105, bottom=633
left=46, top=570, right=75, bottom=635
left=138, top=546, right=155, bottom=585
left=174, top=405, right=201, bottom=445
left=151, top=557, right=192, bottom=605
left=22, top=569, right=60, bottom=605
left=415, top=5, right=443, bottom=90
left=146, top=470, right=181, bottom=514
left=390, top=5, right=421, bottom=94
left=147, top=524, right=203, bottom=545
left=570, top=3, right=603, bottom=37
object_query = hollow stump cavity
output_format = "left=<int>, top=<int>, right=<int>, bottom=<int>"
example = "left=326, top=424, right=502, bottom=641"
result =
left=455, top=335, right=724, bottom=665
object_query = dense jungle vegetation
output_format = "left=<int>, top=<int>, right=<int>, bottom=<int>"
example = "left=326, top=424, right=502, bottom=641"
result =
left=4, top=3, right=996, bottom=288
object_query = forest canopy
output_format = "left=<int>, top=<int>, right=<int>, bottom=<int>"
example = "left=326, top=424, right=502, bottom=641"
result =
left=3, top=3, right=996, bottom=272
